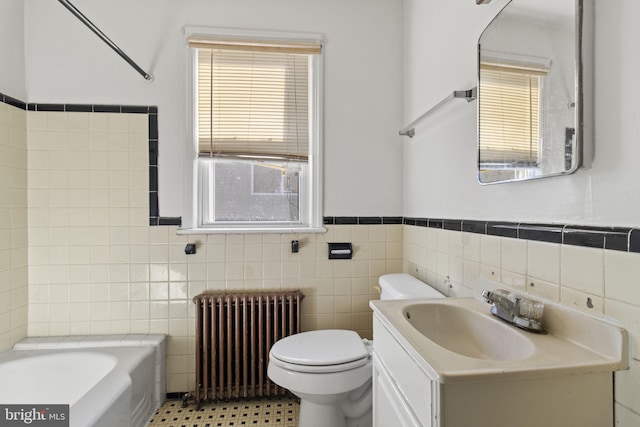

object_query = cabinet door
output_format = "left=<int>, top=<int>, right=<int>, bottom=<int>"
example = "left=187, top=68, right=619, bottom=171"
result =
left=373, top=359, right=422, bottom=427
left=374, top=318, right=434, bottom=424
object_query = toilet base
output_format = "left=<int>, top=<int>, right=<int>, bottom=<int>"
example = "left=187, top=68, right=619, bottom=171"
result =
left=299, top=400, right=347, bottom=427
left=347, top=408, right=372, bottom=427
left=298, top=400, right=372, bottom=427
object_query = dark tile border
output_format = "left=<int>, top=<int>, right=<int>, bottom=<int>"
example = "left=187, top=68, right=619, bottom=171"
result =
left=322, top=216, right=639, bottom=252
left=159, top=217, right=183, bottom=226
left=602, top=228, right=632, bottom=251
left=324, top=216, right=403, bottom=225
left=629, top=230, right=640, bottom=253
left=0, top=93, right=180, bottom=227
left=395, top=218, right=637, bottom=253
left=32, top=103, right=64, bottom=112
left=66, top=104, right=93, bottom=112
left=462, top=220, right=486, bottom=234
left=383, top=217, right=403, bottom=225
left=428, top=219, right=444, bottom=229
left=403, top=218, right=416, bottom=226
left=334, top=216, right=358, bottom=225
left=563, top=226, right=606, bottom=248
left=487, top=222, right=518, bottom=238
left=2, top=93, right=27, bottom=110
left=519, top=223, right=563, bottom=244
left=444, top=219, right=462, bottom=231
left=23, top=102, right=157, bottom=114
left=563, top=226, right=632, bottom=251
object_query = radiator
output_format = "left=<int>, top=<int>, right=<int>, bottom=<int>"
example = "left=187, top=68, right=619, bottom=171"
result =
left=192, top=290, right=304, bottom=405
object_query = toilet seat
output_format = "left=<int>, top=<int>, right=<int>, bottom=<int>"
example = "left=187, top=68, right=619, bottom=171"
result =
left=269, top=330, right=370, bottom=373
left=269, top=354, right=369, bottom=374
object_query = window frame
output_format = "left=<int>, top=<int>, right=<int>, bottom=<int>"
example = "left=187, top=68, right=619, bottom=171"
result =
left=180, top=26, right=324, bottom=234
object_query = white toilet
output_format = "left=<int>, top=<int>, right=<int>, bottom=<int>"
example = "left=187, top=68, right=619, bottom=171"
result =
left=267, top=273, right=445, bottom=427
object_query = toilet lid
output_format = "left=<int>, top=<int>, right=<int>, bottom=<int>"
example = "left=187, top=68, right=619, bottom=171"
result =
left=270, top=330, right=368, bottom=366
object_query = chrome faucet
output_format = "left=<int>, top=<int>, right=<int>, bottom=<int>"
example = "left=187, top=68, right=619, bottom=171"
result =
left=481, top=289, right=545, bottom=333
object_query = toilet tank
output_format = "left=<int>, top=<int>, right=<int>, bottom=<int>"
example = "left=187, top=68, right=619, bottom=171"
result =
left=379, top=273, right=445, bottom=300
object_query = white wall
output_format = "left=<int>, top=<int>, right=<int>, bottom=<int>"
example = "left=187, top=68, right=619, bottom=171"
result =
left=403, top=0, right=640, bottom=228
left=0, top=0, right=26, bottom=100
left=23, top=0, right=404, bottom=217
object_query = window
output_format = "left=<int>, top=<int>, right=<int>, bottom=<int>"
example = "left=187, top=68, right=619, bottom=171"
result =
left=185, top=31, right=323, bottom=232
left=479, top=62, right=547, bottom=168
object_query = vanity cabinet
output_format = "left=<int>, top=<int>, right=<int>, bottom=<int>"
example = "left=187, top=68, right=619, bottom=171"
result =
left=372, top=317, right=435, bottom=426
left=372, top=313, right=616, bottom=427
left=372, top=358, right=420, bottom=427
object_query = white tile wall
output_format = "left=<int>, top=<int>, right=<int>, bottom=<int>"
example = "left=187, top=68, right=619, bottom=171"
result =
left=605, top=250, right=640, bottom=307
left=501, top=237, right=527, bottom=276
left=561, top=245, right=604, bottom=296
left=526, top=240, right=560, bottom=285
left=403, top=225, right=640, bottom=425
left=0, top=102, right=28, bottom=351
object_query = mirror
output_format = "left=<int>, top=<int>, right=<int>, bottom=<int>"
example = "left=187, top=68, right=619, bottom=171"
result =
left=477, top=0, right=591, bottom=184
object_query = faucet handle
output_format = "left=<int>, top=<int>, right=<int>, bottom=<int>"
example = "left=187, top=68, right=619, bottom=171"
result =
left=481, top=289, right=494, bottom=304
left=482, top=288, right=518, bottom=304
left=520, top=298, right=544, bottom=321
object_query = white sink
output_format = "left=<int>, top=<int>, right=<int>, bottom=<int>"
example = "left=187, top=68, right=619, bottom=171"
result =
left=403, top=302, right=535, bottom=361
left=371, top=296, right=629, bottom=383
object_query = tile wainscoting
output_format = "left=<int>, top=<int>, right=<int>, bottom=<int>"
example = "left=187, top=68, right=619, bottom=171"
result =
left=0, top=99, right=28, bottom=350
left=401, top=221, right=640, bottom=424
left=0, top=92, right=179, bottom=227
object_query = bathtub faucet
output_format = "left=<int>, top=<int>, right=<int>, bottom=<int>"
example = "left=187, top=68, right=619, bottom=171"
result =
left=481, top=289, right=545, bottom=333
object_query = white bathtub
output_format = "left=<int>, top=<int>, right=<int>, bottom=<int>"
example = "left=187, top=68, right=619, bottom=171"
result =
left=0, top=335, right=166, bottom=427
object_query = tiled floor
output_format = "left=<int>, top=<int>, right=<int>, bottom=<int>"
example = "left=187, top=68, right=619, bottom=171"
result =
left=147, top=397, right=300, bottom=427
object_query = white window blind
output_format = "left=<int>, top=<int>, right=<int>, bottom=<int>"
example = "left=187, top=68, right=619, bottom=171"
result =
left=190, top=38, right=321, bottom=162
left=479, top=63, right=546, bottom=166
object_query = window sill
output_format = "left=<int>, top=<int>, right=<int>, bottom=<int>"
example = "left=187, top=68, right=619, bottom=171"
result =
left=176, top=226, right=327, bottom=235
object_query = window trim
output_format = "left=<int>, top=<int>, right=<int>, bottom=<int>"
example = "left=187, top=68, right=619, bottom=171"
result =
left=179, top=26, right=325, bottom=234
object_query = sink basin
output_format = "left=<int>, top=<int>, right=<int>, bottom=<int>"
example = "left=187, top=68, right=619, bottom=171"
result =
left=371, top=296, right=628, bottom=383
left=403, top=302, right=535, bottom=361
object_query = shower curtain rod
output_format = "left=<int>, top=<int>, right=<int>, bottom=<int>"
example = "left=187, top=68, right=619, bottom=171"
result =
left=58, top=0, right=153, bottom=81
